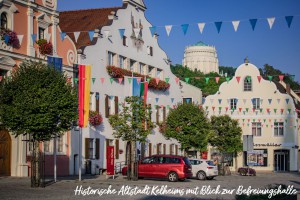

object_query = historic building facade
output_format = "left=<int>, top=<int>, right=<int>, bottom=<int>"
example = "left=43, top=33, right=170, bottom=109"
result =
left=0, top=0, right=77, bottom=177
left=203, top=61, right=299, bottom=172
left=60, top=0, right=202, bottom=175
left=182, top=41, right=219, bottom=74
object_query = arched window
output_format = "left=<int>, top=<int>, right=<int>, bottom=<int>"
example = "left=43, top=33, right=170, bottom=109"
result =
left=244, top=76, right=252, bottom=91
left=0, top=13, right=8, bottom=29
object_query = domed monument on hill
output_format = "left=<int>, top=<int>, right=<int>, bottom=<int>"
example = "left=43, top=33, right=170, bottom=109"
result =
left=182, top=41, right=219, bottom=74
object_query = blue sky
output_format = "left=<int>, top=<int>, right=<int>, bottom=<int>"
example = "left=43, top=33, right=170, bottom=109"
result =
left=58, top=0, right=300, bottom=81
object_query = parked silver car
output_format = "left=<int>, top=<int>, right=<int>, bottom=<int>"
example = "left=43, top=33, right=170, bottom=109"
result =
left=189, top=159, right=218, bottom=180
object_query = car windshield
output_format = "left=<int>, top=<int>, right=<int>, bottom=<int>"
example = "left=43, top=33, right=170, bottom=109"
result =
left=206, top=160, right=215, bottom=166
left=183, top=157, right=191, bottom=165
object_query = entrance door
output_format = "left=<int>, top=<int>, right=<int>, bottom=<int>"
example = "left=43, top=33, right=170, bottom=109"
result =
left=0, top=129, right=11, bottom=176
left=274, top=150, right=289, bottom=172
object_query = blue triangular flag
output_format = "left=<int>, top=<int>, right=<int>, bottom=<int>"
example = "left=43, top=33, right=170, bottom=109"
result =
left=60, top=32, right=66, bottom=41
left=31, top=34, right=37, bottom=43
left=88, top=30, right=95, bottom=41
left=171, top=98, right=174, bottom=103
left=181, top=24, right=189, bottom=35
left=149, top=26, right=157, bottom=37
left=218, top=99, right=222, bottom=104
left=285, top=16, right=293, bottom=28
left=249, top=19, right=258, bottom=31
left=155, top=98, right=159, bottom=103
left=268, top=99, right=272, bottom=104
left=118, top=29, right=125, bottom=38
left=4, top=35, right=10, bottom=44
left=251, top=98, right=255, bottom=104
left=286, top=99, right=289, bottom=104
left=215, top=22, right=222, bottom=33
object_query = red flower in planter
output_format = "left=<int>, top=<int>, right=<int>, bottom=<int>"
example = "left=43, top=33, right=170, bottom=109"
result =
left=106, top=66, right=170, bottom=91
left=36, top=39, right=53, bottom=56
left=89, top=111, right=103, bottom=127
left=0, top=28, right=20, bottom=49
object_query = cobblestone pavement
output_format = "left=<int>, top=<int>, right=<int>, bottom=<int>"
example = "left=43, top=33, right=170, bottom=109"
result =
left=0, top=172, right=299, bottom=200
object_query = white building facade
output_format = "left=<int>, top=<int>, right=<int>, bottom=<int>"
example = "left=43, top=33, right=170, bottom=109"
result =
left=60, top=0, right=202, bottom=175
left=182, top=41, right=219, bottom=74
left=203, top=62, right=299, bottom=172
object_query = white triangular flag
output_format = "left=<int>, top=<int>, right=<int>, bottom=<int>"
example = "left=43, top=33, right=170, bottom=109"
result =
left=165, top=25, right=172, bottom=36
left=133, top=28, right=140, bottom=38
left=197, top=23, right=205, bottom=34
left=45, top=33, right=51, bottom=43
left=74, top=32, right=80, bottom=43
left=267, top=17, right=275, bottom=29
left=103, top=30, right=110, bottom=38
left=17, top=35, right=24, bottom=45
left=232, top=20, right=240, bottom=32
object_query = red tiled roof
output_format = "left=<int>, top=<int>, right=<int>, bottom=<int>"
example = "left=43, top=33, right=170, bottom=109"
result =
left=59, top=7, right=122, bottom=49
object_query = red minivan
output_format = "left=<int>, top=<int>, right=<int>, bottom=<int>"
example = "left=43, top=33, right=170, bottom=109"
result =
left=122, top=155, right=192, bottom=182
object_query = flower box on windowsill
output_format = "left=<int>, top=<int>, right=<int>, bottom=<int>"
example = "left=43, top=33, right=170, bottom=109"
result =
left=0, top=28, right=20, bottom=50
left=106, top=65, right=170, bottom=91
left=36, top=39, right=53, bottom=56
left=89, top=111, right=103, bottom=127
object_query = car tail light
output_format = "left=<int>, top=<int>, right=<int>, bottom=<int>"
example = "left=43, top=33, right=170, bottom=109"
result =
left=207, top=166, right=214, bottom=169
left=184, top=165, right=192, bottom=171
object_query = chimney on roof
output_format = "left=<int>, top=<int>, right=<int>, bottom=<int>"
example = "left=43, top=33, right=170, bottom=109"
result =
left=286, top=84, right=291, bottom=95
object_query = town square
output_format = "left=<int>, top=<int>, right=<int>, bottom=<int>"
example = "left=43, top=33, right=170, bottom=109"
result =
left=0, top=0, right=299, bottom=199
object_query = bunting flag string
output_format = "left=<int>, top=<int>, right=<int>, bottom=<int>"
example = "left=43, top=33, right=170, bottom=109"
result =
left=58, top=15, right=298, bottom=40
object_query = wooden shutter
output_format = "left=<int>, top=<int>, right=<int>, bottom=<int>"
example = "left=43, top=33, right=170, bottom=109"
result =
left=163, top=106, right=166, bottom=122
left=95, top=138, right=100, bottom=159
left=163, top=144, right=166, bottom=155
left=149, top=143, right=152, bottom=156
left=175, top=145, right=178, bottom=155
left=114, top=96, right=119, bottom=114
left=156, top=106, right=159, bottom=124
left=85, top=138, right=90, bottom=159
left=115, top=139, right=119, bottom=159
left=96, top=93, right=100, bottom=113
left=105, top=95, right=109, bottom=118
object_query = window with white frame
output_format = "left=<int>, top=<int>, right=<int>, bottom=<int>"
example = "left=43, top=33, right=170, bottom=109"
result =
left=57, top=136, right=64, bottom=153
left=109, top=96, right=115, bottom=115
left=274, top=122, right=284, bottom=136
left=139, top=63, right=144, bottom=74
left=0, top=12, right=8, bottom=29
left=157, top=69, right=163, bottom=79
left=44, top=141, right=50, bottom=152
left=130, top=59, right=136, bottom=72
left=89, top=92, right=95, bottom=111
left=119, top=55, right=125, bottom=69
left=230, top=98, right=237, bottom=110
left=183, top=98, right=192, bottom=104
left=252, top=98, right=260, bottom=110
left=252, top=122, right=262, bottom=136
left=244, top=76, right=252, bottom=91
left=108, top=51, right=115, bottom=66
left=148, top=66, right=155, bottom=77
left=38, top=27, right=45, bottom=40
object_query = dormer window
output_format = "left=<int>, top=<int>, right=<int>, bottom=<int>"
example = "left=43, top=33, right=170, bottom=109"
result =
left=244, top=76, right=252, bottom=91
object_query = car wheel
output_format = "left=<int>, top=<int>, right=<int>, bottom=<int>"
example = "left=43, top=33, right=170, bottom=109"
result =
left=206, top=177, right=214, bottom=180
left=168, top=172, right=178, bottom=182
left=197, top=171, right=206, bottom=180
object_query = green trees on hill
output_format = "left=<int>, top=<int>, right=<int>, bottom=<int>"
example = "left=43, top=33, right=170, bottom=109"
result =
left=171, top=64, right=300, bottom=95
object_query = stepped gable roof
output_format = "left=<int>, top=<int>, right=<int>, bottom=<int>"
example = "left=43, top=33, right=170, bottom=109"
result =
left=59, top=7, right=122, bottom=49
